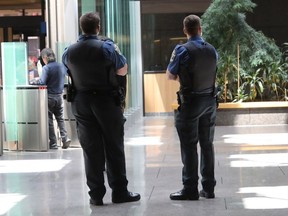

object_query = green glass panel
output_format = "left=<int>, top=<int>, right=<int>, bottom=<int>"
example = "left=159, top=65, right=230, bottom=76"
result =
left=81, top=0, right=96, bottom=14
left=1, top=42, right=28, bottom=141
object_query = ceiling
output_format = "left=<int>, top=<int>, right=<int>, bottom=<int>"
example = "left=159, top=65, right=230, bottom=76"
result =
left=0, top=0, right=212, bottom=13
left=0, top=0, right=41, bottom=9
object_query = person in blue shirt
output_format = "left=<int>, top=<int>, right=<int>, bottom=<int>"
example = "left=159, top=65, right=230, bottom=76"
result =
left=167, top=14, right=218, bottom=201
left=33, top=48, right=71, bottom=149
left=62, top=12, right=140, bottom=206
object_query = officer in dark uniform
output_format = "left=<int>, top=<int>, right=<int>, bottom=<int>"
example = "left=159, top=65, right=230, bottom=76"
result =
left=62, top=12, right=140, bottom=206
left=166, top=14, right=218, bottom=201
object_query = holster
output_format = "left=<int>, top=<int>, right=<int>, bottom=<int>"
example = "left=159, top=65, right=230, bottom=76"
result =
left=63, top=83, right=76, bottom=102
left=112, top=87, right=126, bottom=109
left=213, top=86, right=221, bottom=108
left=176, top=91, right=187, bottom=105
left=64, top=70, right=75, bottom=102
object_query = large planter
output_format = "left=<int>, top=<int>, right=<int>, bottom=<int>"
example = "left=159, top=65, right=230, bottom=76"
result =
left=217, top=102, right=288, bottom=125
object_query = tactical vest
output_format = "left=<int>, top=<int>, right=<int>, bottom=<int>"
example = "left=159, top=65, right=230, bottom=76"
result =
left=65, top=39, right=115, bottom=91
left=179, top=41, right=217, bottom=95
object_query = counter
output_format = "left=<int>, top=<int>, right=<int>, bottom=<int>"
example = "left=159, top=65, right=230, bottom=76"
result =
left=2, top=85, right=49, bottom=151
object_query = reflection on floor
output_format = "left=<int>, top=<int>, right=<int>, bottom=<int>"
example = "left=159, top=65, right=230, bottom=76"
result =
left=1, top=116, right=288, bottom=216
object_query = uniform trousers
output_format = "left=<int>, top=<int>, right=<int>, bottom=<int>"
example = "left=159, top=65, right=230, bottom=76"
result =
left=175, top=95, right=217, bottom=193
left=71, top=92, right=128, bottom=200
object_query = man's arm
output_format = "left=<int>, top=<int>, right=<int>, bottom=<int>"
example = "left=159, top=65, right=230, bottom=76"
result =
left=30, top=65, right=48, bottom=85
left=166, top=45, right=185, bottom=82
left=117, top=63, right=128, bottom=76
left=103, top=41, right=128, bottom=76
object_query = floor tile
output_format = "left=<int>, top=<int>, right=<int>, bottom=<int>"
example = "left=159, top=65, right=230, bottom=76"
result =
left=1, top=116, right=288, bottom=215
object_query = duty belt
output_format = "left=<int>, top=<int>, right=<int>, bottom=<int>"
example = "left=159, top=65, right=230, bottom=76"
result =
left=177, top=90, right=214, bottom=105
left=76, top=89, right=115, bottom=96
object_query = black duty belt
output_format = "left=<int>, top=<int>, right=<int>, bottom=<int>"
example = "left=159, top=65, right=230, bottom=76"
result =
left=182, top=91, right=214, bottom=97
left=76, top=89, right=113, bottom=95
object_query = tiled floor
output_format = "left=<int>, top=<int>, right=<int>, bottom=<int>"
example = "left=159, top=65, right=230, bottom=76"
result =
left=1, top=116, right=288, bottom=216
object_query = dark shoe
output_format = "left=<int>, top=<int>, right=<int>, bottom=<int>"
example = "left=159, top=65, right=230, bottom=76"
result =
left=170, top=189, right=199, bottom=200
left=112, top=191, right=141, bottom=204
left=199, top=190, right=215, bottom=199
left=62, top=138, right=71, bottom=149
left=90, top=198, right=103, bottom=206
left=49, top=143, right=58, bottom=149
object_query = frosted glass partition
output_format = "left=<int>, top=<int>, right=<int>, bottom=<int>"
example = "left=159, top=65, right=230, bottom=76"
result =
left=2, top=42, right=28, bottom=86
left=1, top=42, right=28, bottom=145
left=129, top=1, right=142, bottom=108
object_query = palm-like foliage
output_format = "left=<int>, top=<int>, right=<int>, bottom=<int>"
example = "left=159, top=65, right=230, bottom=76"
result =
left=261, top=61, right=288, bottom=100
left=233, top=85, right=249, bottom=102
left=241, top=69, right=264, bottom=101
left=201, top=0, right=284, bottom=102
left=216, top=53, right=238, bottom=102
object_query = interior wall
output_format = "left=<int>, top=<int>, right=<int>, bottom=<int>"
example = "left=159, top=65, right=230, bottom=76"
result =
left=141, top=0, right=211, bottom=14
left=246, top=0, right=288, bottom=47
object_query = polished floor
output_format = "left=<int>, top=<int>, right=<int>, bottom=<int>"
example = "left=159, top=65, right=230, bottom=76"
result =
left=1, top=116, right=288, bottom=216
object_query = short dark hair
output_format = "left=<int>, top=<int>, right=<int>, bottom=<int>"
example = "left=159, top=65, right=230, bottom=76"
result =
left=41, top=48, right=55, bottom=62
left=183, top=14, right=201, bottom=36
left=80, top=12, right=100, bottom=35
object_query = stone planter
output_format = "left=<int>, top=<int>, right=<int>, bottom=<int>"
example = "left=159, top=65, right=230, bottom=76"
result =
left=216, top=102, right=288, bottom=126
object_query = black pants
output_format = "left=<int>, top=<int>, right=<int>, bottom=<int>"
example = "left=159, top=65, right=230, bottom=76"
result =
left=175, top=95, right=217, bottom=193
left=71, top=92, right=128, bottom=200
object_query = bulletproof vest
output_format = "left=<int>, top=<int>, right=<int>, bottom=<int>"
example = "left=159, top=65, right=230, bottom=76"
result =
left=179, top=41, right=217, bottom=94
left=65, top=38, right=115, bottom=91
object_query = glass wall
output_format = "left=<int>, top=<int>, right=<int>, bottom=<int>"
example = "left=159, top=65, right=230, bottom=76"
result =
left=78, top=0, right=142, bottom=112
left=141, top=13, right=203, bottom=72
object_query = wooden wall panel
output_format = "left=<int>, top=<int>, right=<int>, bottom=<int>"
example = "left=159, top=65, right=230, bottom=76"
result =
left=0, top=28, right=3, bottom=43
left=144, top=73, right=179, bottom=114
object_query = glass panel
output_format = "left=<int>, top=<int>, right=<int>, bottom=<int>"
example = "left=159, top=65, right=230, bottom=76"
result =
left=129, top=0, right=142, bottom=107
left=1, top=42, right=28, bottom=142
left=80, top=0, right=96, bottom=14
left=28, top=36, right=40, bottom=82
left=141, top=13, right=189, bottom=72
left=55, top=41, right=72, bottom=84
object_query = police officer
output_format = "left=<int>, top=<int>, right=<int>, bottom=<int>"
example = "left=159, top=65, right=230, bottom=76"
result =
left=62, top=12, right=140, bottom=206
left=166, top=14, right=218, bottom=200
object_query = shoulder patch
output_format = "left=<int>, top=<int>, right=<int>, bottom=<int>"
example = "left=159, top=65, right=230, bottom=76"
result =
left=170, top=49, right=176, bottom=63
left=114, top=44, right=122, bottom=55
